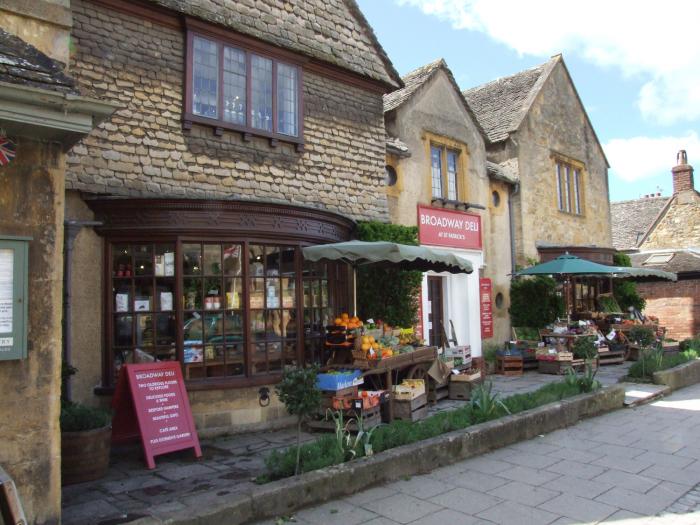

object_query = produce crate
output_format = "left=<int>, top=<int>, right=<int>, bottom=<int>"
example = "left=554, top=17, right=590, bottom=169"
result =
left=319, top=386, right=358, bottom=410
left=496, top=355, right=523, bottom=376
left=393, top=379, right=426, bottom=400
left=597, top=347, right=625, bottom=365
left=427, top=377, right=449, bottom=404
left=308, top=405, right=382, bottom=432
left=393, top=393, right=428, bottom=421
left=450, top=370, right=481, bottom=382
left=316, top=370, right=363, bottom=391
left=538, top=359, right=574, bottom=375
left=448, top=381, right=473, bottom=400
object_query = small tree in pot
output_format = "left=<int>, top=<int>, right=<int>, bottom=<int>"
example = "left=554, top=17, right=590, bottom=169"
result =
left=60, top=364, right=112, bottom=485
left=275, top=365, right=322, bottom=475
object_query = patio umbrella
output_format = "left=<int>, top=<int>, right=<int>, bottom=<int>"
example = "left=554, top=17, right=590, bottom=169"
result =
left=515, top=253, right=676, bottom=281
left=302, top=240, right=474, bottom=314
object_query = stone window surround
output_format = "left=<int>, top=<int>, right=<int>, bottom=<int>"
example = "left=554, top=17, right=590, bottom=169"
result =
left=183, top=18, right=306, bottom=151
left=552, top=152, right=585, bottom=217
left=423, top=131, right=470, bottom=204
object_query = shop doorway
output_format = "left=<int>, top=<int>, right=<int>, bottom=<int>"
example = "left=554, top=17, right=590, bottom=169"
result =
left=427, top=276, right=444, bottom=348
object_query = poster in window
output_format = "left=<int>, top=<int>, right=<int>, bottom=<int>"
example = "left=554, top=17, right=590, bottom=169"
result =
left=0, top=249, right=14, bottom=333
left=116, top=293, right=129, bottom=313
left=160, top=292, right=173, bottom=312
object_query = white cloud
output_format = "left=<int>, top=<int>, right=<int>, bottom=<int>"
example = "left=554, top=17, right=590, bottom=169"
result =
left=604, top=132, right=700, bottom=183
left=395, top=0, right=700, bottom=125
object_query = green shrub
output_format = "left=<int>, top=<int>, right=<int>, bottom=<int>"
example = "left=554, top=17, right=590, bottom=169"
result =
left=613, top=253, right=646, bottom=312
left=60, top=402, right=111, bottom=432
left=482, top=343, right=500, bottom=365
left=356, top=221, right=422, bottom=327
left=572, top=336, right=598, bottom=360
left=628, top=326, right=656, bottom=348
left=680, top=338, right=700, bottom=352
left=510, top=276, right=564, bottom=328
left=627, top=350, right=698, bottom=380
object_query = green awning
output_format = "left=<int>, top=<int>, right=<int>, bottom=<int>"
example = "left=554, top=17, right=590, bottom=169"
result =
left=302, top=240, right=473, bottom=274
left=610, top=266, right=677, bottom=282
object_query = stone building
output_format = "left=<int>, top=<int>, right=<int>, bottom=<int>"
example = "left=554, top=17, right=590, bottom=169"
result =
left=462, top=55, right=614, bottom=331
left=0, top=2, right=115, bottom=522
left=612, top=151, right=700, bottom=339
left=383, top=59, right=514, bottom=351
left=64, top=0, right=401, bottom=436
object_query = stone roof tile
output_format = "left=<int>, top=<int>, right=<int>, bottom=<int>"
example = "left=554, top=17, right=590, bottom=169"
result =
left=629, top=249, right=700, bottom=274
left=462, top=57, right=556, bottom=143
left=611, top=196, right=671, bottom=250
left=0, top=28, right=77, bottom=94
left=147, top=0, right=402, bottom=88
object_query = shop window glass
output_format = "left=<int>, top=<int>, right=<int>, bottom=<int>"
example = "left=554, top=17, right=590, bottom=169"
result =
left=223, top=46, right=246, bottom=125
left=107, top=242, right=345, bottom=386
left=192, top=36, right=218, bottom=118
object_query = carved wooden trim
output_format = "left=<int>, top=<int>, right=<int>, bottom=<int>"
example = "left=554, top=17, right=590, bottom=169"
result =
left=86, top=198, right=356, bottom=243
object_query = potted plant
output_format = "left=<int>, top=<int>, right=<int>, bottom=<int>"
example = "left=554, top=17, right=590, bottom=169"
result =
left=60, top=364, right=112, bottom=485
left=482, top=343, right=499, bottom=375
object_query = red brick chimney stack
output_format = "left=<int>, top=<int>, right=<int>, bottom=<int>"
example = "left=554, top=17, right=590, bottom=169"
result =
left=672, top=149, right=694, bottom=193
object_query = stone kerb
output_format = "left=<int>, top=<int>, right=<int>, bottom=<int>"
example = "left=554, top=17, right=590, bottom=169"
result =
left=653, top=359, right=700, bottom=391
left=129, top=385, right=625, bottom=525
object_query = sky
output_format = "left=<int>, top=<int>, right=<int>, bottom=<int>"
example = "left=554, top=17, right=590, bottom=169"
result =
left=356, top=0, right=700, bottom=202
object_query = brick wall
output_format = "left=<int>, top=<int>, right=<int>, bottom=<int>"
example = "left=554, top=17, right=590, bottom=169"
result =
left=67, top=0, right=389, bottom=222
left=637, top=279, right=700, bottom=340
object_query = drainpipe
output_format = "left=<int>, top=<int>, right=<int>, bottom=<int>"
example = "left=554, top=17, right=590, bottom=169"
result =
left=63, top=219, right=102, bottom=402
left=508, top=182, right=520, bottom=274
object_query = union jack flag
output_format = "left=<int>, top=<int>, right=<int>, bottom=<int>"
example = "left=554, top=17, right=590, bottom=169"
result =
left=0, top=136, right=16, bottom=167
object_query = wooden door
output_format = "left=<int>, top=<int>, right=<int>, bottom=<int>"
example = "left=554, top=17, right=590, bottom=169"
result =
left=427, top=276, right=444, bottom=348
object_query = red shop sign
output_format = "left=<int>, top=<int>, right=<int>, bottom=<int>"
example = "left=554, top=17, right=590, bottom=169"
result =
left=112, top=362, right=202, bottom=469
left=417, top=205, right=482, bottom=250
left=479, top=278, right=493, bottom=339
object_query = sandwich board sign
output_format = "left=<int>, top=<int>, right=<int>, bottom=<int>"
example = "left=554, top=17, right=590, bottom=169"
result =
left=112, top=362, right=201, bottom=469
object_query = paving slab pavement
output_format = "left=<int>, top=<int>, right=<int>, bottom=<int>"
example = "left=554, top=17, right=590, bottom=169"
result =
left=254, top=382, right=700, bottom=525
left=62, top=364, right=640, bottom=525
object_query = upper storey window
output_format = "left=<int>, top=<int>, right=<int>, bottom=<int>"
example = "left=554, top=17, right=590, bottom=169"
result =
left=555, top=158, right=583, bottom=215
left=187, top=31, right=302, bottom=144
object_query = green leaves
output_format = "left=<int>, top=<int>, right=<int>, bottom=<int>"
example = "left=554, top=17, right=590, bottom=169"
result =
left=275, top=366, right=322, bottom=419
left=356, top=221, right=422, bottom=327
left=613, top=253, right=646, bottom=312
left=509, top=276, right=564, bottom=328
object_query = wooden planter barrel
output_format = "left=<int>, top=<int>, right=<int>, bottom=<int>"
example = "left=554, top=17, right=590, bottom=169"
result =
left=61, top=425, right=111, bottom=485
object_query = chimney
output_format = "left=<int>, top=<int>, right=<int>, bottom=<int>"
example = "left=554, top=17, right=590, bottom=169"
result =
left=672, top=149, right=694, bottom=193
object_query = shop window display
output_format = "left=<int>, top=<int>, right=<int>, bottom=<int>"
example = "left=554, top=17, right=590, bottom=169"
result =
left=108, top=241, right=345, bottom=386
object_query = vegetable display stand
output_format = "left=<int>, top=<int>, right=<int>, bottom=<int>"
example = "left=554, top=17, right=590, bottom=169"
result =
left=496, top=355, right=523, bottom=376
left=393, top=393, right=428, bottom=422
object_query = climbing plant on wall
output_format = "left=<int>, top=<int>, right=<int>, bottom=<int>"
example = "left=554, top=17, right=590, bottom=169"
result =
left=356, top=222, right=422, bottom=327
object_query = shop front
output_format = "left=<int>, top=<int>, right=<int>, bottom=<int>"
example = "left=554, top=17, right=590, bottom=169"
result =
left=417, top=205, right=484, bottom=357
left=79, top=198, right=354, bottom=434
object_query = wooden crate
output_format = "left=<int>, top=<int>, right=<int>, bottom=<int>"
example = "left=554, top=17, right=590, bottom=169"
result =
left=393, top=393, right=428, bottom=421
left=427, top=378, right=449, bottom=404
left=538, top=359, right=573, bottom=375
left=598, top=349, right=625, bottom=365
left=497, top=355, right=523, bottom=376
left=448, top=381, right=472, bottom=400
left=308, top=405, right=381, bottom=432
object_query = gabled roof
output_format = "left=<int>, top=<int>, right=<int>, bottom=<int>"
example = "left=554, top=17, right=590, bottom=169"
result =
left=611, top=196, right=671, bottom=250
left=0, top=28, right=77, bottom=94
left=629, top=249, right=700, bottom=275
left=147, top=0, right=402, bottom=88
left=462, top=57, right=556, bottom=143
left=383, top=58, right=486, bottom=138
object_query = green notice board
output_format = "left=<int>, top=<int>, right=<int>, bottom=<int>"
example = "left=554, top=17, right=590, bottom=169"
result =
left=0, top=237, right=30, bottom=361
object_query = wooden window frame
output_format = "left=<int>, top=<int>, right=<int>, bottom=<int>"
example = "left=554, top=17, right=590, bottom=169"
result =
left=554, top=157, right=584, bottom=216
left=104, top=238, right=346, bottom=391
left=183, top=23, right=305, bottom=150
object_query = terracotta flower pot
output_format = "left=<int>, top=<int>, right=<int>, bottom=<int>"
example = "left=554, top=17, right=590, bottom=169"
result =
left=61, top=425, right=111, bottom=485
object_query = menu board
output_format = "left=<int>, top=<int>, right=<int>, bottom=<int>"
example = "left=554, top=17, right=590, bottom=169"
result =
left=112, top=362, right=201, bottom=469
left=479, top=278, right=493, bottom=339
left=0, top=249, right=13, bottom=334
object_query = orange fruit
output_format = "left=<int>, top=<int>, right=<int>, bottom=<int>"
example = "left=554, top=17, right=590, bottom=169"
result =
left=368, top=336, right=375, bottom=344
left=341, top=312, right=349, bottom=320
left=361, top=336, right=370, bottom=344
left=361, top=343, right=371, bottom=352
left=372, top=342, right=379, bottom=350
left=334, top=317, right=343, bottom=326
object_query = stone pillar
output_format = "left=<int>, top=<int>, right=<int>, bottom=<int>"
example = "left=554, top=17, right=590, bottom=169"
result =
left=672, top=150, right=694, bottom=194
left=0, top=138, right=64, bottom=524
